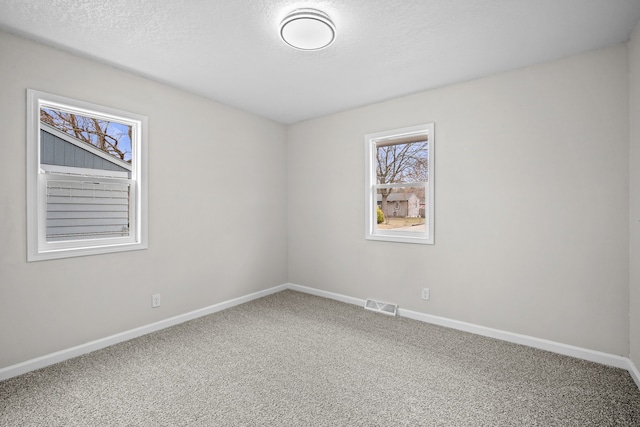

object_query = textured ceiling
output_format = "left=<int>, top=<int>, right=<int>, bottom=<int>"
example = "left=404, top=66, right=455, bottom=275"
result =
left=1, top=0, right=640, bottom=124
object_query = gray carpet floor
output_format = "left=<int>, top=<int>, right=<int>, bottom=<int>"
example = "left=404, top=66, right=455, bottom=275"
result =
left=1, top=290, right=639, bottom=426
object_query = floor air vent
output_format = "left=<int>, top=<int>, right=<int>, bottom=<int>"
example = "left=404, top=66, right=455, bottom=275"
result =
left=364, top=299, right=398, bottom=316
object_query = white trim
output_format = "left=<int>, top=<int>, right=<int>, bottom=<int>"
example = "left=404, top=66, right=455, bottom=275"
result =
left=41, top=164, right=129, bottom=179
left=2, top=282, right=638, bottom=392
left=0, top=284, right=286, bottom=382
left=397, top=308, right=632, bottom=370
left=286, top=283, right=640, bottom=388
left=27, top=89, right=148, bottom=262
left=629, top=359, right=640, bottom=390
left=286, top=283, right=365, bottom=306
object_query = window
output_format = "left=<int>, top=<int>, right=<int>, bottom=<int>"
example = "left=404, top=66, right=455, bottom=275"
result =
left=27, top=89, right=148, bottom=261
left=364, top=123, right=434, bottom=244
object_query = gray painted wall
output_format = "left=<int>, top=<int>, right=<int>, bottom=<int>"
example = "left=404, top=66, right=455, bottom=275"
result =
left=629, top=22, right=640, bottom=373
left=0, top=30, right=287, bottom=369
left=0, top=27, right=637, bottom=373
left=287, top=45, right=630, bottom=356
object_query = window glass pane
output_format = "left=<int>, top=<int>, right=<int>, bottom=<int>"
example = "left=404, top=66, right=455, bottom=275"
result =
left=38, top=106, right=135, bottom=243
left=375, top=140, right=428, bottom=184
left=40, top=107, right=132, bottom=164
left=374, top=186, right=426, bottom=233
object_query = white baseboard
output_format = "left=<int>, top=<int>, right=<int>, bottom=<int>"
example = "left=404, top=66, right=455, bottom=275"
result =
left=2, top=282, right=639, bottom=392
left=0, top=284, right=287, bottom=382
left=629, top=358, right=640, bottom=390
left=286, top=283, right=640, bottom=390
left=398, top=308, right=632, bottom=369
left=286, top=283, right=366, bottom=306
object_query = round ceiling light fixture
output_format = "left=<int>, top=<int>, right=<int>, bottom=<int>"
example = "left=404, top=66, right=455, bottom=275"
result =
left=280, top=9, right=336, bottom=50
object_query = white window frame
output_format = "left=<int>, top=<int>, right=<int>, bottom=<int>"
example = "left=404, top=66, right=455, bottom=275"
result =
left=364, top=123, right=435, bottom=245
left=27, top=89, right=148, bottom=261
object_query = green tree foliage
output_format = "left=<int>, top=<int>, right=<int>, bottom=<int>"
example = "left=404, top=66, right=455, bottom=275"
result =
left=377, top=206, right=385, bottom=224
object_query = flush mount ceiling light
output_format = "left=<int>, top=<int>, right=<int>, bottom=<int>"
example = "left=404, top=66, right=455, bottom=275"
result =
left=280, top=9, right=336, bottom=50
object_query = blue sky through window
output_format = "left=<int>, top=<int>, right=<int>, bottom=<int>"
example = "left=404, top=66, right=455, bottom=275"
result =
left=40, top=107, right=132, bottom=162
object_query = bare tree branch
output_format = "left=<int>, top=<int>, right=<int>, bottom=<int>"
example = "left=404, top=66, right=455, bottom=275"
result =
left=40, top=108, right=131, bottom=162
left=375, top=140, right=428, bottom=220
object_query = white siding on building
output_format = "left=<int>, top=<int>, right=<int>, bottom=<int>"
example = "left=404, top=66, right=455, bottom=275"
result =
left=46, top=179, right=130, bottom=241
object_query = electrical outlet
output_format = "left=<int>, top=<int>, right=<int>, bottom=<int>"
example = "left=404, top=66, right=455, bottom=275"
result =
left=152, top=294, right=161, bottom=308
left=421, top=288, right=430, bottom=300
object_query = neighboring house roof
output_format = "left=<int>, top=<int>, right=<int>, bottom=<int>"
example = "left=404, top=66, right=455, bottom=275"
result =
left=40, top=122, right=132, bottom=172
left=376, top=193, right=417, bottom=202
